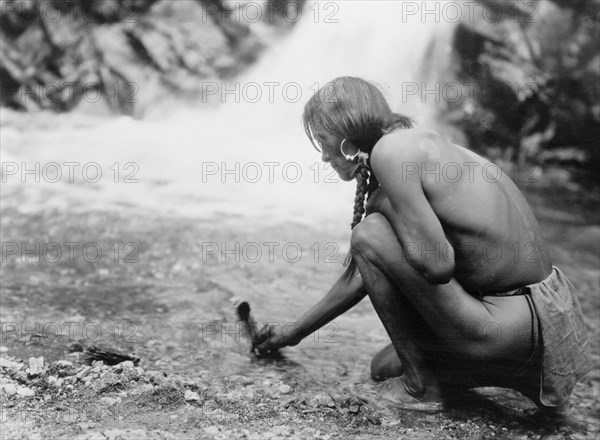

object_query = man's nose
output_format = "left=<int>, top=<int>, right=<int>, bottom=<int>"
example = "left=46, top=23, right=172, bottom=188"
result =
left=321, top=150, right=330, bottom=162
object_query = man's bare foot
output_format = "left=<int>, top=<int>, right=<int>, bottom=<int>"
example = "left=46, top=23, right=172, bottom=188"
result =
left=375, top=376, right=445, bottom=413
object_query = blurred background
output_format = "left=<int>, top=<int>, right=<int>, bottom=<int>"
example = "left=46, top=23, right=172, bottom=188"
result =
left=0, top=1, right=599, bottom=438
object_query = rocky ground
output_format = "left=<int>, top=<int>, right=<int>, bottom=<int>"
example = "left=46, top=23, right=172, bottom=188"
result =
left=1, top=185, right=599, bottom=439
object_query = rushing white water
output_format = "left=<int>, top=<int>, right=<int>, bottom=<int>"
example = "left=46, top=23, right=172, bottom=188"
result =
left=1, top=1, right=455, bottom=227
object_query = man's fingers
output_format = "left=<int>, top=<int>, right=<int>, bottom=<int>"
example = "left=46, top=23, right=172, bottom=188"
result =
left=255, top=341, right=272, bottom=356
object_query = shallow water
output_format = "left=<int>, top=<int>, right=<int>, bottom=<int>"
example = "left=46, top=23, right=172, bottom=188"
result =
left=0, top=1, right=453, bottom=376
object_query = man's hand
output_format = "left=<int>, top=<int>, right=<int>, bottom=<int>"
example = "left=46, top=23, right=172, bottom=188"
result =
left=252, top=324, right=300, bottom=356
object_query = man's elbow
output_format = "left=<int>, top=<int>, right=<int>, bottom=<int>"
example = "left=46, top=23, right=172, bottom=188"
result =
left=409, top=258, right=454, bottom=284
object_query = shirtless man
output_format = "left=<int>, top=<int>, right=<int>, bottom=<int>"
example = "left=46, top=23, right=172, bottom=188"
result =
left=254, top=77, right=591, bottom=413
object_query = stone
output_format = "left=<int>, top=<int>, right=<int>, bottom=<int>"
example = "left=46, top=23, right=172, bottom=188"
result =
left=16, top=386, right=35, bottom=397
left=184, top=390, right=200, bottom=401
left=2, top=383, right=17, bottom=395
left=0, top=357, right=23, bottom=370
left=117, top=360, right=134, bottom=369
left=309, top=393, right=335, bottom=408
left=278, top=384, right=292, bottom=394
left=53, top=360, right=73, bottom=369
left=27, top=356, right=45, bottom=376
left=76, top=366, right=91, bottom=379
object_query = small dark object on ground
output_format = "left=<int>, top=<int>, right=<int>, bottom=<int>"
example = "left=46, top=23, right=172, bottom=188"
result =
left=236, top=301, right=259, bottom=350
left=67, top=342, right=85, bottom=353
left=84, top=346, right=140, bottom=366
left=235, top=301, right=279, bottom=357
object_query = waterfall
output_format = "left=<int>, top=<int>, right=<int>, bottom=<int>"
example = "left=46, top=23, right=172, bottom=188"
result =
left=1, top=1, right=456, bottom=226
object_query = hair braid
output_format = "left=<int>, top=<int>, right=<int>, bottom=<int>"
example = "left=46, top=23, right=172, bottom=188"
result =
left=366, top=172, right=379, bottom=201
left=344, top=164, right=378, bottom=266
left=350, top=165, right=369, bottom=230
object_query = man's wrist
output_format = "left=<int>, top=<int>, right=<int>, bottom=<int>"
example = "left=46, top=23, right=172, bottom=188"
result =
left=283, top=322, right=304, bottom=346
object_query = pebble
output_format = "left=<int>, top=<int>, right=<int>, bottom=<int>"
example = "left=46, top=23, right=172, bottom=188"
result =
left=76, top=366, right=91, bottom=379
left=184, top=390, right=201, bottom=401
left=278, top=384, right=293, bottom=394
left=0, top=357, right=23, bottom=370
left=120, top=361, right=134, bottom=369
left=309, top=394, right=335, bottom=408
left=53, top=360, right=73, bottom=369
left=2, top=383, right=17, bottom=395
left=16, top=386, right=35, bottom=397
left=27, top=356, right=45, bottom=376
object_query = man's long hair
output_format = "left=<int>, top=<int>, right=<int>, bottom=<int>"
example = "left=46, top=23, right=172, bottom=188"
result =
left=302, top=76, right=413, bottom=230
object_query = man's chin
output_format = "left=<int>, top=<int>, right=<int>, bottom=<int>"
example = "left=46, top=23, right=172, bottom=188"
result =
left=342, top=165, right=361, bottom=182
left=338, top=172, right=354, bottom=182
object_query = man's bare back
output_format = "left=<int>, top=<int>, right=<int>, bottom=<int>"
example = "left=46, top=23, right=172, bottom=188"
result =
left=366, top=129, right=553, bottom=294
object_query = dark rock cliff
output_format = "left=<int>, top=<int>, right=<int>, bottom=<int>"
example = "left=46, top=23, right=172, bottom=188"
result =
left=0, top=0, right=302, bottom=115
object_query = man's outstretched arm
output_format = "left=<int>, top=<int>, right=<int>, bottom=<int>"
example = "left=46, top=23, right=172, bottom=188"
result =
left=255, top=259, right=367, bottom=354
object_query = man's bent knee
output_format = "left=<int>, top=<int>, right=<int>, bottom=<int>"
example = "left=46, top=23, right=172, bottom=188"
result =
left=350, top=213, right=391, bottom=260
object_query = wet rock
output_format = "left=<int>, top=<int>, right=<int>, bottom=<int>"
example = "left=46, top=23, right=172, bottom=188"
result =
left=53, top=360, right=74, bottom=369
left=68, top=342, right=85, bottom=353
left=308, top=394, right=335, bottom=408
left=16, top=386, right=35, bottom=397
left=184, top=390, right=200, bottom=401
left=76, top=366, right=92, bottom=380
left=27, top=356, right=45, bottom=376
left=2, top=383, right=17, bottom=395
left=277, top=384, right=292, bottom=394
left=0, top=357, right=23, bottom=371
left=114, top=360, right=134, bottom=373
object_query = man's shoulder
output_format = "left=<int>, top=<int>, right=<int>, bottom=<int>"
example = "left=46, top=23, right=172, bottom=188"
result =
left=371, top=129, right=450, bottom=172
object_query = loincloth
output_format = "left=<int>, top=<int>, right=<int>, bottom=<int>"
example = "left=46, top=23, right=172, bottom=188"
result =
left=474, top=267, right=593, bottom=408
